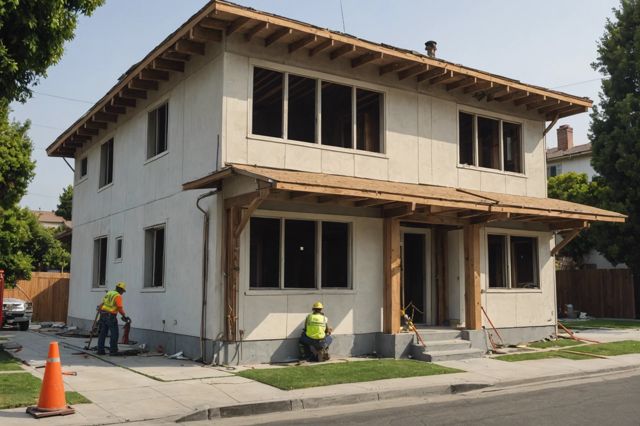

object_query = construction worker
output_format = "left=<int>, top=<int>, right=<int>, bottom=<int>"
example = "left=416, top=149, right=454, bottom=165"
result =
left=96, top=282, right=129, bottom=355
left=298, top=302, right=333, bottom=362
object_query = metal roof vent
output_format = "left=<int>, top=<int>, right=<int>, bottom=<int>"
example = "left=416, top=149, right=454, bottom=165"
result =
left=425, top=40, right=437, bottom=58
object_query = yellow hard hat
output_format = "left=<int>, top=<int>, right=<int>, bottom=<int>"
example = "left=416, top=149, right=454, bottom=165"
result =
left=312, top=301, right=323, bottom=310
left=116, top=282, right=127, bottom=292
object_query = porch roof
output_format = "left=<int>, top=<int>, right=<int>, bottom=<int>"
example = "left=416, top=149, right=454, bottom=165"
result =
left=183, top=163, right=626, bottom=227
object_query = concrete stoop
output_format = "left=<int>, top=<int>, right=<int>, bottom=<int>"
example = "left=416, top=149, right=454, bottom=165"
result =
left=411, top=328, right=485, bottom=362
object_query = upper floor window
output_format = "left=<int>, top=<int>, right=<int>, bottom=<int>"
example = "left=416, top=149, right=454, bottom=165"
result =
left=79, top=157, right=88, bottom=179
left=93, top=236, right=108, bottom=288
left=251, top=66, right=383, bottom=153
left=459, top=111, right=523, bottom=173
left=147, top=103, right=168, bottom=159
left=99, top=139, right=114, bottom=188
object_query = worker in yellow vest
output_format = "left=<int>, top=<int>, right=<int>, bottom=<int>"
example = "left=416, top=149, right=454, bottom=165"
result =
left=298, top=302, right=333, bottom=362
left=97, top=282, right=129, bottom=355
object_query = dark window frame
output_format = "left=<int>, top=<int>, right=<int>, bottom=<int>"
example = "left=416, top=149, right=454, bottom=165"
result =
left=487, top=233, right=539, bottom=289
left=99, top=139, right=114, bottom=188
left=144, top=225, right=166, bottom=288
left=250, top=66, right=384, bottom=154
left=93, top=236, right=108, bottom=288
left=79, top=157, right=88, bottom=179
left=249, top=216, right=352, bottom=290
left=114, top=236, right=123, bottom=262
left=147, top=102, right=169, bottom=159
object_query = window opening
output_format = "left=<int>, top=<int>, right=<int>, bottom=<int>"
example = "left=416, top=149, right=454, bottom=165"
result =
left=478, top=116, right=500, bottom=170
left=144, top=226, right=165, bottom=287
left=321, top=82, right=352, bottom=149
left=147, top=103, right=168, bottom=158
left=99, top=139, right=113, bottom=188
left=249, top=218, right=280, bottom=288
left=252, top=68, right=283, bottom=138
left=284, top=220, right=316, bottom=288
left=356, top=88, right=382, bottom=153
left=93, top=237, right=108, bottom=287
left=321, top=222, right=349, bottom=288
left=459, top=112, right=474, bottom=165
left=287, top=74, right=316, bottom=143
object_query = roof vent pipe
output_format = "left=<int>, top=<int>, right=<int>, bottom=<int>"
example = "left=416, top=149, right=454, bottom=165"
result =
left=425, top=40, right=437, bottom=58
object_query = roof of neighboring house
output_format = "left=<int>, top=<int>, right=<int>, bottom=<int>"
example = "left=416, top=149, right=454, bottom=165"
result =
left=546, top=143, right=592, bottom=162
left=31, top=210, right=72, bottom=228
left=47, top=0, right=592, bottom=158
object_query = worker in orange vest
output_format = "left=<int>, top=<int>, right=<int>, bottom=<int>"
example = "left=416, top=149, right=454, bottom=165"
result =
left=97, top=282, right=129, bottom=355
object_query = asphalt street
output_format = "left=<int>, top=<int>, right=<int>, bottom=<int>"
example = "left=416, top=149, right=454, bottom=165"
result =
left=255, top=374, right=640, bottom=426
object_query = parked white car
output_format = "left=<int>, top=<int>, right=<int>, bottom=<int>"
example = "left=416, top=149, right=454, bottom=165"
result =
left=2, top=298, right=33, bottom=331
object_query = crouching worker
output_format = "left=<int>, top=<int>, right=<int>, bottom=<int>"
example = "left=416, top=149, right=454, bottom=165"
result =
left=299, top=302, right=333, bottom=362
left=97, top=282, right=130, bottom=355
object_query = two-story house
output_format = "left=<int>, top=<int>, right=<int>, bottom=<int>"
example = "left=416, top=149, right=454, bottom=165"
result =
left=46, top=1, right=625, bottom=364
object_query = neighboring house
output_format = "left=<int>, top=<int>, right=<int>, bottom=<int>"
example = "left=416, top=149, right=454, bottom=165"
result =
left=546, top=125, right=625, bottom=269
left=46, top=1, right=624, bottom=363
left=32, top=210, right=71, bottom=230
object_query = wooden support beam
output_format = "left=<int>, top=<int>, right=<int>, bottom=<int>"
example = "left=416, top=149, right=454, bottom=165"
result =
left=190, top=26, right=222, bottom=42
left=463, top=81, right=493, bottom=94
left=514, top=94, right=543, bottom=107
left=162, top=51, right=191, bottom=61
left=93, top=112, right=118, bottom=123
left=112, top=96, right=136, bottom=108
left=379, top=62, right=405, bottom=76
left=416, top=67, right=445, bottom=83
left=551, top=228, right=583, bottom=256
left=85, top=120, right=107, bottom=130
left=351, top=52, right=383, bottom=68
left=77, top=127, right=98, bottom=137
left=486, top=87, right=510, bottom=102
left=265, top=27, right=292, bottom=47
left=446, top=76, right=477, bottom=91
left=152, top=58, right=185, bottom=72
left=428, top=71, right=459, bottom=86
left=288, top=35, right=316, bottom=53
left=234, top=189, right=270, bottom=239
left=103, top=104, right=126, bottom=115
left=539, top=101, right=571, bottom=114
left=398, top=64, right=428, bottom=80
left=129, top=78, right=159, bottom=91
left=383, top=202, right=416, bottom=218
left=355, top=198, right=394, bottom=208
left=224, top=206, right=241, bottom=341
left=434, top=229, right=448, bottom=326
left=494, top=90, right=527, bottom=103
left=244, top=22, right=268, bottom=42
left=527, top=98, right=559, bottom=111
left=548, top=220, right=588, bottom=231
left=175, top=39, right=205, bottom=55
left=330, top=44, right=355, bottom=60
left=403, top=213, right=467, bottom=227
left=289, top=192, right=317, bottom=200
left=383, top=218, right=401, bottom=334
left=226, top=17, right=251, bottom=35
left=139, top=69, right=170, bottom=81
left=546, top=105, right=586, bottom=120
left=543, top=114, right=560, bottom=136
left=464, top=224, right=481, bottom=330
left=309, top=39, right=334, bottom=57
left=198, top=17, right=230, bottom=30
left=470, top=213, right=510, bottom=224
left=120, top=88, right=147, bottom=99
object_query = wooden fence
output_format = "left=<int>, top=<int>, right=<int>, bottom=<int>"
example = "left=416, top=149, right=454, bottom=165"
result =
left=3, top=272, right=70, bottom=322
left=556, top=269, right=636, bottom=319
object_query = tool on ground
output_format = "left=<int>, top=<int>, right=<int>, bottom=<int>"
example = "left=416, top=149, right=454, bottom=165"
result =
left=402, top=302, right=426, bottom=347
left=481, top=307, right=505, bottom=346
left=558, top=321, right=600, bottom=344
left=26, top=341, right=75, bottom=418
left=83, top=309, right=101, bottom=350
left=62, top=371, right=78, bottom=376
left=121, top=317, right=132, bottom=344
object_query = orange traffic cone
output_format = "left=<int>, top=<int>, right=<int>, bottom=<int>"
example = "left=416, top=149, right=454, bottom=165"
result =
left=26, top=341, right=75, bottom=418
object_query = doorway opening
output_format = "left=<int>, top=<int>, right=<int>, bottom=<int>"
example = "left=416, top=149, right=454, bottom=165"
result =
left=401, top=230, right=431, bottom=325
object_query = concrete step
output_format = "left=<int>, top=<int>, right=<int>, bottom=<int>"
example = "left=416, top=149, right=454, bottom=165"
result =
left=420, top=339, right=472, bottom=352
left=413, top=329, right=462, bottom=341
left=414, top=348, right=485, bottom=362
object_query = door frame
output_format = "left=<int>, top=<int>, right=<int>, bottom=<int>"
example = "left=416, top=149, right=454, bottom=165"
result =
left=400, top=227, right=433, bottom=325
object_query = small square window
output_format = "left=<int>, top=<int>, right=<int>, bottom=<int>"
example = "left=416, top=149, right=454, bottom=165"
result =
left=115, top=236, right=123, bottom=261
left=147, top=103, right=168, bottom=159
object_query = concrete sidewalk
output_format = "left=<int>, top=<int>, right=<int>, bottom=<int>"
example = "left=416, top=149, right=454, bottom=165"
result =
left=1, top=328, right=640, bottom=425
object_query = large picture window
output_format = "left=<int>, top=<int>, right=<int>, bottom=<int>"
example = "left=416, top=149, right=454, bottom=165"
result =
left=251, top=66, right=383, bottom=153
left=487, top=234, right=539, bottom=289
left=459, top=111, right=523, bottom=173
left=249, top=217, right=351, bottom=289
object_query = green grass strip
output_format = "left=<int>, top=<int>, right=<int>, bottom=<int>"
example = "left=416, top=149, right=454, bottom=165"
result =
left=496, top=350, right=593, bottom=362
left=0, top=350, right=23, bottom=371
left=237, top=359, right=462, bottom=390
left=0, top=373, right=91, bottom=409
left=566, top=340, right=640, bottom=356
left=528, top=339, right=583, bottom=349
left=561, top=319, right=640, bottom=330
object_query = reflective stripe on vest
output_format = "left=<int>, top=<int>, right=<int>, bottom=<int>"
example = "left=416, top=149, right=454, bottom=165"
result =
left=101, top=290, right=119, bottom=314
left=305, top=313, right=327, bottom=340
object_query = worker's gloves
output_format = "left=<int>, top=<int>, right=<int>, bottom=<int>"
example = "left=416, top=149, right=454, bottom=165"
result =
left=122, top=316, right=131, bottom=323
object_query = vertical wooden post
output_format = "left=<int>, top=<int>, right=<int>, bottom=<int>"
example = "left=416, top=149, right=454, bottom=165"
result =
left=224, top=206, right=241, bottom=342
left=435, top=229, right=448, bottom=325
left=463, top=224, right=481, bottom=330
left=383, top=218, right=401, bottom=334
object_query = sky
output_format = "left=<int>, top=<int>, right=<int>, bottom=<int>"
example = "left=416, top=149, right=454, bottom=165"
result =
left=9, top=0, right=619, bottom=212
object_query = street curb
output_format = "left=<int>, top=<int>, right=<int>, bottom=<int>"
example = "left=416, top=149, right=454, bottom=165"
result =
left=175, top=382, right=487, bottom=423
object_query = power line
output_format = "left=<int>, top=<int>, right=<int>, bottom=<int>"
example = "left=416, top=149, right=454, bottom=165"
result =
left=31, top=90, right=94, bottom=104
left=551, top=77, right=604, bottom=90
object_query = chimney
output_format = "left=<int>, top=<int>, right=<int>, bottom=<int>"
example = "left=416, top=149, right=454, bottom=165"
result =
left=425, top=40, right=437, bottom=58
left=557, top=124, right=573, bottom=151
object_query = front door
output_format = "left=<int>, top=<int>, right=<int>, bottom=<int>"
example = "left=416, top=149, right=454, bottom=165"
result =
left=401, top=230, right=431, bottom=324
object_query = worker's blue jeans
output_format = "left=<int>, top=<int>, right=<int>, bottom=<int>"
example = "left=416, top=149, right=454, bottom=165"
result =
left=299, top=333, right=333, bottom=360
left=97, top=312, right=119, bottom=354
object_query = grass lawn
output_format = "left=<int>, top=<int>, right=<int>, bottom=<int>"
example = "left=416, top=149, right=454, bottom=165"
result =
left=496, top=350, right=593, bottom=362
left=528, top=339, right=583, bottom=349
left=0, top=350, right=23, bottom=371
left=497, top=340, right=640, bottom=362
left=561, top=319, right=640, bottom=330
left=0, top=373, right=90, bottom=409
left=237, top=360, right=462, bottom=390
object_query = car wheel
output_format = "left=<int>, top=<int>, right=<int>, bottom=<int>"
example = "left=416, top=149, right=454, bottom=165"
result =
left=19, top=321, right=30, bottom=331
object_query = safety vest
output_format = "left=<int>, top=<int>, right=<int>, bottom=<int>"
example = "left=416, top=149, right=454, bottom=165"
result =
left=101, top=290, right=119, bottom=314
left=305, top=313, right=327, bottom=340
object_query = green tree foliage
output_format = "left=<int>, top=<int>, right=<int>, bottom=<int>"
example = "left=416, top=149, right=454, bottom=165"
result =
left=55, top=185, right=73, bottom=220
left=0, top=0, right=104, bottom=103
left=590, top=0, right=640, bottom=314
left=0, top=208, right=69, bottom=284
left=0, top=103, right=35, bottom=209
left=547, top=172, right=609, bottom=265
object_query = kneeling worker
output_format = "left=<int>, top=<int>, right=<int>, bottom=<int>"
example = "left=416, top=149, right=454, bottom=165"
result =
left=299, top=302, right=333, bottom=362
left=97, top=282, right=130, bottom=355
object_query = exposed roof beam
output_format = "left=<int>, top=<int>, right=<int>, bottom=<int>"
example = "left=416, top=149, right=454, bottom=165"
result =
left=527, top=98, right=559, bottom=110
left=288, top=35, right=316, bottom=53
left=152, top=58, right=185, bottom=72
left=428, top=71, right=459, bottom=86
left=330, top=44, right=355, bottom=60
left=551, top=105, right=588, bottom=120
left=538, top=101, right=569, bottom=114
left=416, top=68, right=445, bottom=82
left=139, top=69, right=170, bottom=81
left=84, top=120, right=107, bottom=130
left=463, top=81, right=493, bottom=94
left=446, top=76, right=477, bottom=91
left=189, top=26, right=222, bottom=42
left=175, top=39, right=205, bottom=55
left=129, top=78, right=158, bottom=91
left=487, top=87, right=510, bottom=102
left=379, top=62, right=405, bottom=76
left=514, top=94, right=544, bottom=107
left=398, top=64, right=428, bottom=80
left=355, top=199, right=394, bottom=208
left=162, top=51, right=191, bottom=61
left=103, top=105, right=126, bottom=115
left=352, top=52, right=383, bottom=68
left=93, top=112, right=118, bottom=123
left=77, top=127, right=98, bottom=137
left=308, top=39, right=334, bottom=57
left=244, top=21, right=269, bottom=42
left=112, top=96, right=136, bottom=108
left=199, top=17, right=230, bottom=30
left=120, top=88, right=147, bottom=100
left=265, top=27, right=292, bottom=47
left=226, top=17, right=251, bottom=36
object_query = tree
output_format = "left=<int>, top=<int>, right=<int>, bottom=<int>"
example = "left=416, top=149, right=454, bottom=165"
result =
left=590, top=0, right=640, bottom=316
left=55, top=185, right=73, bottom=220
left=0, top=103, right=35, bottom=209
left=0, top=0, right=104, bottom=103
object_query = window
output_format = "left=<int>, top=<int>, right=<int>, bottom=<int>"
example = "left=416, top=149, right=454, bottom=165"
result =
left=114, top=236, right=123, bottom=262
left=147, top=103, right=168, bottom=159
left=79, top=157, right=88, bottom=179
left=251, top=66, right=383, bottom=153
left=144, top=226, right=165, bottom=287
left=93, top=237, right=108, bottom=288
left=487, top=234, right=539, bottom=289
left=99, top=139, right=114, bottom=188
left=249, top=217, right=351, bottom=289
left=548, top=164, right=561, bottom=177
left=459, top=112, right=523, bottom=173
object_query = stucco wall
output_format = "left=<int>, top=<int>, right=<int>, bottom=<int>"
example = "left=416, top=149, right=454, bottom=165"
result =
left=222, top=37, right=547, bottom=197
left=548, top=155, right=594, bottom=180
